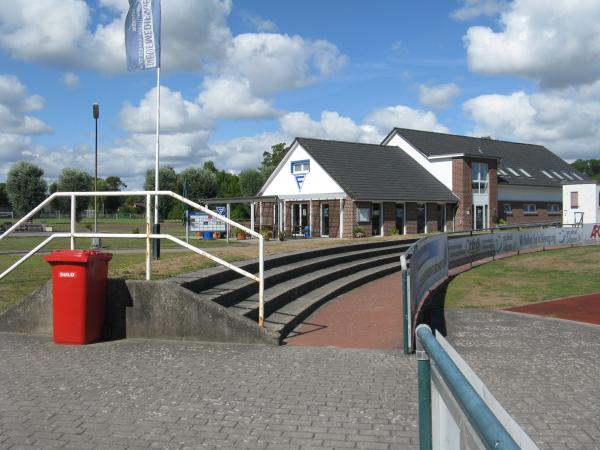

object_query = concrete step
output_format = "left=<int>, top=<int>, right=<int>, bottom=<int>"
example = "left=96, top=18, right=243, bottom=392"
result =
left=208, top=244, right=409, bottom=308
left=230, top=251, right=402, bottom=320
left=176, top=238, right=415, bottom=294
left=263, top=260, right=401, bottom=340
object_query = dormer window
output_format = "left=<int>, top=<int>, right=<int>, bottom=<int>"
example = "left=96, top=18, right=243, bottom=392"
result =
left=290, top=160, right=310, bottom=174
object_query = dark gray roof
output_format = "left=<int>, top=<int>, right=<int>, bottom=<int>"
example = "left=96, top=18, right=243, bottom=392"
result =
left=387, top=128, right=589, bottom=188
left=296, top=137, right=458, bottom=203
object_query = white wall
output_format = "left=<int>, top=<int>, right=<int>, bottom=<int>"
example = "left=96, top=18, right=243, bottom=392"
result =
left=498, top=185, right=561, bottom=202
left=562, top=183, right=600, bottom=224
left=261, top=143, right=345, bottom=197
left=385, top=134, right=454, bottom=190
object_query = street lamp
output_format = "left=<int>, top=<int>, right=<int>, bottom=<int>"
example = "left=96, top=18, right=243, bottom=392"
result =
left=92, top=103, right=100, bottom=248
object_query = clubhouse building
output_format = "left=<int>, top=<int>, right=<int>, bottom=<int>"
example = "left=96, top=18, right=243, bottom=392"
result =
left=255, top=128, right=588, bottom=237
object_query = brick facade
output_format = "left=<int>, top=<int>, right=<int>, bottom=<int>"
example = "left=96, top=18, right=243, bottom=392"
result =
left=498, top=201, right=562, bottom=225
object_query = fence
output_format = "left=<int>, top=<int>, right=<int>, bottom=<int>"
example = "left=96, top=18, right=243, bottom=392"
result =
left=416, top=325, right=537, bottom=450
left=0, top=191, right=266, bottom=327
left=402, top=222, right=600, bottom=352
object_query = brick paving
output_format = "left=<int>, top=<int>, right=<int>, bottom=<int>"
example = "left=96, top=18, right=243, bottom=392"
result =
left=445, top=309, right=600, bottom=450
left=0, top=333, right=418, bottom=449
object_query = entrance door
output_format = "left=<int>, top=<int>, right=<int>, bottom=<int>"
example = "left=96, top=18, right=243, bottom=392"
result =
left=473, top=205, right=488, bottom=230
left=321, top=204, right=330, bottom=237
left=395, top=204, right=404, bottom=234
left=372, top=204, right=381, bottom=236
left=292, top=203, right=309, bottom=236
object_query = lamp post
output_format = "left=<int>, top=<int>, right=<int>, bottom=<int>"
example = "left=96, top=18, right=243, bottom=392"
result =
left=92, top=103, right=100, bottom=248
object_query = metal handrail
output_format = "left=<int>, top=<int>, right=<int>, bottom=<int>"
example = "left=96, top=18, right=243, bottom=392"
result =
left=416, top=324, right=520, bottom=450
left=0, top=191, right=266, bottom=327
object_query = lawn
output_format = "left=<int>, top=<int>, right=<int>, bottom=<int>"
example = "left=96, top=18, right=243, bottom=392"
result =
left=0, top=234, right=415, bottom=313
left=445, top=246, right=600, bottom=309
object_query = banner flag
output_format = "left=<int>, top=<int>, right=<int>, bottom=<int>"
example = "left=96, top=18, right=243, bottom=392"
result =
left=125, top=0, right=161, bottom=71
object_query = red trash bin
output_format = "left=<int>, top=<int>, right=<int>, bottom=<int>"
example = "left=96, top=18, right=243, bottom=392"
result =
left=43, top=250, right=113, bottom=344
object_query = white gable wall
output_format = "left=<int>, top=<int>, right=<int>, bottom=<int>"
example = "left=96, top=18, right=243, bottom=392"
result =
left=562, top=183, right=600, bottom=224
left=385, top=133, right=453, bottom=189
left=262, top=143, right=345, bottom=197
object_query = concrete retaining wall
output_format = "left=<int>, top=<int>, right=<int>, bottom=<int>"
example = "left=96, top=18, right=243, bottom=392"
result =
left=0, top=279, right=278, bottom=345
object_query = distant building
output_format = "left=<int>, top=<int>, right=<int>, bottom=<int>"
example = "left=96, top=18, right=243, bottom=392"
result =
left=562, top=181, right=600, bottom=225
left=256, top=128, right=589, bottom=237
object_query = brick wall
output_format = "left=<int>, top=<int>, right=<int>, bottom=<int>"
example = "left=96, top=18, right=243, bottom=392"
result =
left=343, top=197, right=355, bottom=238
left=446, top=203, right=456, bottom=232
left=499, top=201, right=562, bottom=225
left=426, top=203, right=439, bottom=232
left=405, top=202, right=418, bottom=234
left=383, top=202, right=396, bottom=235
left=452, top=158, right=472, bottom=231
left=488, top=160, right=498, bottom=227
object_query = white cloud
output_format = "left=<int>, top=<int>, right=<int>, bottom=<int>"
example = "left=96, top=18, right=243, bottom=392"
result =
left=419, top=83, right=460, bottom=108
left=279, top=111, right=379, bottom=143
left=364, top=106, right=449, bottom=134
left=463, top=83, right=600, bottom=160
left=464, top=0, right=600, bottom=86
left=197, top=77, right=277, bottom=119
left=210, top=132, right=286, bottom=172
left=120, top=86, right=211, bottom=134
left=451, top=0, right=509, bottom=20
left=0, top=74, right=51, bottom=136
left=61, top=72, right=80, bottom=89
left=221, top=33, right=347, bottom=96
left=0, top=0, right=233, bottom=73
left=240, top=11, right=277, bottom=32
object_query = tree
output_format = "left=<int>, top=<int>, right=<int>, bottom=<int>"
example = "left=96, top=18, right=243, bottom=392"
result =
left=0, top=183, right=10, bottom=209
left=239, top=169, right=264, bottom=197
left=144, top=166, right=178, bottom=219
left=202, top=160, right=218, bottom=174
left=216, top=171, right=241, bottom=198
left=56, top=168, right=92, bottom=216
left=5, top=161, right=47, bottom=217
left=103, top=176, right=127, bottom=213
left=571, top=159, right=600, bottom=181
left=261, top=142, right=288, bottom=178
left=178, top=168, right=219, bottom=201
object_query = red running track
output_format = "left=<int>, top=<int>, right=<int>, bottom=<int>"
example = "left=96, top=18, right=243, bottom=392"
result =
left=505, top=293, right=600, bottom=325
left=285, top=273, right=404, bottom=349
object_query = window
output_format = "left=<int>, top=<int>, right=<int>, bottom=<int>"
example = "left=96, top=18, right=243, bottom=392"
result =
left=571, top=191, right=579, bottom=209
left=519, top=168, right=533, bottom=178
left=471, top=162, right=488, bottom=193
left=551, top=170, right=564, bottom=180
left=562, top=172, right=574, bottom=180
left=503, top=203, right=512, bottom=215
left=290, top=160, right=310, bottom=174
left=572, top=173, right=584, bottom=181
left=541, top=170, right=554, bottom=179
left=507, top=167, right=520, bottom=177
left=523, top=203, right=537, bottom=214
left=357, top=207, right=371, bottom=223
left=498, top=169, right=507, bottom=176
left=547, top=203, right=560, bottom=214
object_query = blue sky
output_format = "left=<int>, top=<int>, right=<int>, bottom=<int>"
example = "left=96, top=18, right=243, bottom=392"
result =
left=0, top=0, right=598, bottom=187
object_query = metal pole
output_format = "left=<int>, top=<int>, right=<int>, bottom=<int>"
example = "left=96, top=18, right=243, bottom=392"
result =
left=250, top=202, right=255, bottom=238
left=70, top=195, right=76, bottom=250
left=93, top=105, right=98, bottom=236
left=402, top=269, right=409, bottom=354
left=226, top=203, right=230, bottom=244
left=258, top=235, right=265, bottom=327
left=146, top=194, right=151, bottom=280
left=153, top=67, right=161, bottom=259
left=416, top=325, right=432, bottom=450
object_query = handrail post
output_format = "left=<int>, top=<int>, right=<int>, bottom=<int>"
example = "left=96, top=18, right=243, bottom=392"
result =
left=416, top=324, right=432, bottom=450
left=70, top=194, right=76, bottom=250
left=402, top=269, right=409, bottom=354
left=258, top=235, right=265, bottom=327
left=146, top=194, right=151, bottom=281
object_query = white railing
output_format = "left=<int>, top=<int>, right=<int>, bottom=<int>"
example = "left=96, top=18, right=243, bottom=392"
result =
left=0, top=191, right=266, bottom=327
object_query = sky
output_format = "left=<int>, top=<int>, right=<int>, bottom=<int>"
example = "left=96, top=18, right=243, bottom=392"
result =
left=1, top=0, right=599, bottom=188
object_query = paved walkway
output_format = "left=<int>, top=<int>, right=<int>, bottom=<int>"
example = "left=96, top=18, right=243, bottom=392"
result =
left=0, top=334, right=419, bottom=449
left=286, top=273, right=404, bottom=349
left=446, top=309, right=600, bottom=450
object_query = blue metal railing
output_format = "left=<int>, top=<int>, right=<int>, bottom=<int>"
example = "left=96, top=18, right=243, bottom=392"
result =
left=416, top=325, right=520, bottom=450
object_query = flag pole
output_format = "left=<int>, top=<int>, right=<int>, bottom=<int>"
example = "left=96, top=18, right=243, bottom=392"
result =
left=153, top=66, right=161, bottom=259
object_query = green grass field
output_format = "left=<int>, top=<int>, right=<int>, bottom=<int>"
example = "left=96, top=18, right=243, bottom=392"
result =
left=445, top=246, right=600, bottom=309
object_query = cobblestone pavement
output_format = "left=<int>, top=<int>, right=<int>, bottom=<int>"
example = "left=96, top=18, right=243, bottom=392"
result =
left=445, top=309, right=600, bottom=450
left=0, top=334, right=418, bottom=449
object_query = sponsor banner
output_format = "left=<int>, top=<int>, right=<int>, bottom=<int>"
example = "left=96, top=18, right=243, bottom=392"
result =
left=409, top=234, right=448, bottom=320
left=189, top=211, right=226, bottom=232
left=448, top=234, right=496, bottom=269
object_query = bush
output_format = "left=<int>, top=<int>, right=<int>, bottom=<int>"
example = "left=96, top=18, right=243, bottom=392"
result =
left=390, top=227, right=399, bottom=236
left=353, top=225, right=365, bottom=238
left=132, top=227, right=140, bottom=234
left=260, top=227, right=272, bottom=240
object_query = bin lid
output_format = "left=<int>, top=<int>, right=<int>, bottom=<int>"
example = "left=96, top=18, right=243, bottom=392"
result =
left=43, top=250, right=113, bottom=263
